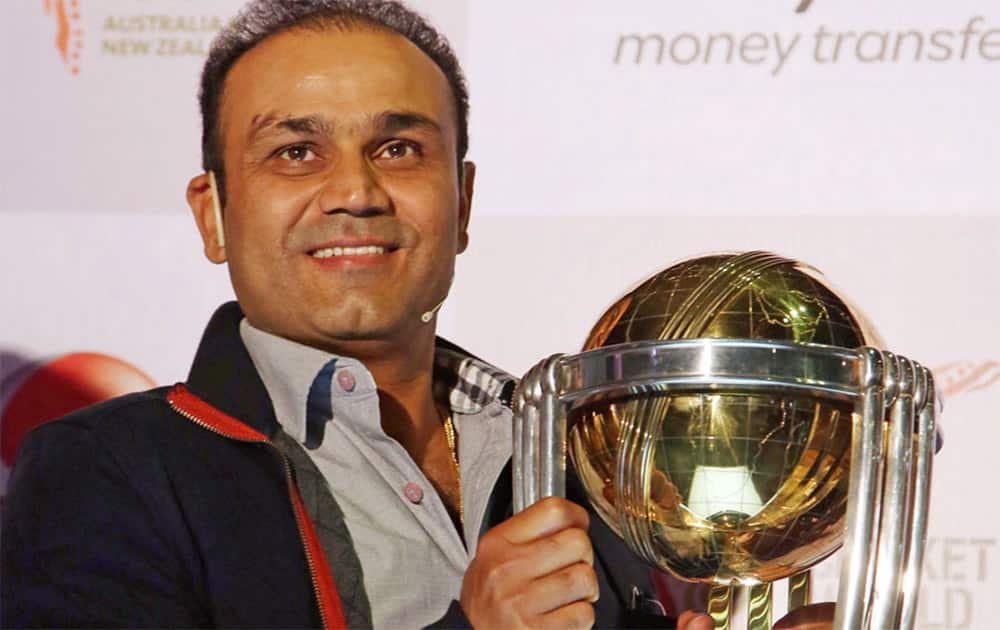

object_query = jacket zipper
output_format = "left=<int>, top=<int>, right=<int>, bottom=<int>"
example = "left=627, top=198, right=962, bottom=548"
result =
left=167, top=391, right=334, bottom=630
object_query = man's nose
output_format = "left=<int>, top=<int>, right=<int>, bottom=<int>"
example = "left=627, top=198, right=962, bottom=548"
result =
left=317, top=152, right=391, bottom=217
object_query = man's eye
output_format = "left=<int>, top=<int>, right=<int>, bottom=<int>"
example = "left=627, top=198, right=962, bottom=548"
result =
left=376, top=141, right=418, bottom=160
left=278, top=145, right=317, bottom=161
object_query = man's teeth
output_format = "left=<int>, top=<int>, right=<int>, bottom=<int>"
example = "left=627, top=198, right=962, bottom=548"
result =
left=312, top=245, right=386, bottom=258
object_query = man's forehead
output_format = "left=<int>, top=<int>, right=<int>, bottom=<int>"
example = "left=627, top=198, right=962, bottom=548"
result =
left=221, top=26, right=454, bottom=139
left=232, top=25, right=447, bottom=97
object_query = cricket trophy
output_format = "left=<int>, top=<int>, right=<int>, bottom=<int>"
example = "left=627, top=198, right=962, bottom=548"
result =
left=512, top=252, right=941, bottom=630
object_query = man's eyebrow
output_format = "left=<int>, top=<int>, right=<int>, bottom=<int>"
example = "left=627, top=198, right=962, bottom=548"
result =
left=374, top=111, right=443, bottom=136
left=246, top=114, right=335, bottom=143
left=245, top=111, right=442, bottom=144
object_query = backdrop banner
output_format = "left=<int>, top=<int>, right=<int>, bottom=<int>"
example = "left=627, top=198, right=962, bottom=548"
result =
left=1, top=2, right=996, bottom=627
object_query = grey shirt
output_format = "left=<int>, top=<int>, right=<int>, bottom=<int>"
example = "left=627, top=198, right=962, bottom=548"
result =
left=240, top=321, right=514, bottom=628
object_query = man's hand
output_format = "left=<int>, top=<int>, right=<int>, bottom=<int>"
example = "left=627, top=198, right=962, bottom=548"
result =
left=677, top=610, right=714, bottom=629
left=460, top=497, right=598, bottom=629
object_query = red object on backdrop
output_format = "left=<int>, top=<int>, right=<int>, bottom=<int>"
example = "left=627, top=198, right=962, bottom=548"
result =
left=1, top=352, right=156, bottom=467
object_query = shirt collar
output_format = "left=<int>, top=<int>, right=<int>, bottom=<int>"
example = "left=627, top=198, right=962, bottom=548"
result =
left=239, top=319, right=515, bottom=445
left=433, top=346, right=515, bottom=415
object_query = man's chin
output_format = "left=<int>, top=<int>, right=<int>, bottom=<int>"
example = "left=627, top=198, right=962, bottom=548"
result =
left=307, top=311, right=427, bottom=348
left=322, top=328, right=386, bottom=342
left=245, top=301, right=429, bottom=354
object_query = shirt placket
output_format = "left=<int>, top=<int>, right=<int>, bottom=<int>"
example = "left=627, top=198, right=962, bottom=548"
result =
left=454, top=402, right=512, bottom=556
left=328, top=363, right=470, bottom=572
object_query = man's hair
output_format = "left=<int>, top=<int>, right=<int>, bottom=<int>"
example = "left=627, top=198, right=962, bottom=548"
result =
left=198, top=0, right=469, bottom=204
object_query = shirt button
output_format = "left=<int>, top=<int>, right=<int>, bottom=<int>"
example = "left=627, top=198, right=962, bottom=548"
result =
left=336, top=369, right=356, bottom=393
left=403, top=482, right=424, bottom=504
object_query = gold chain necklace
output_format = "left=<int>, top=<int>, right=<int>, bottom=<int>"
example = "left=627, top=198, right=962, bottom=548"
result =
left=441, top=408, right=464, bottom=528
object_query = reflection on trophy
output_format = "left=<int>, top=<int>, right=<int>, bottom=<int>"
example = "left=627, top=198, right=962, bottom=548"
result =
left=512, top=252, right=941, bottom=630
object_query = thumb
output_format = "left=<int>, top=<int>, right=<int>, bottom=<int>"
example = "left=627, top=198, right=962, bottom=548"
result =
left=677, top=610, right=715, bottom=630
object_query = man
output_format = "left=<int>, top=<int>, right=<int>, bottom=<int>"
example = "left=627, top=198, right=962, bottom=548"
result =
left=2, top=1, right=828, bottom=628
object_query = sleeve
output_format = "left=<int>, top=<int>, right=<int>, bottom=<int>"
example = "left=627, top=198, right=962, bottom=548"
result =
left=1, top=420, right=210, bottom=628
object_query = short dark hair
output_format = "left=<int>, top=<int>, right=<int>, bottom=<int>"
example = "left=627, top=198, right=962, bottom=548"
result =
left=198, top=0, right=470, bottom=205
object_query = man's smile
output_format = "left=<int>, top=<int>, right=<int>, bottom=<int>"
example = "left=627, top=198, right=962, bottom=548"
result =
left=306, top=238, right=401, bottom=269
left=311, top=245, right=387, bottom=258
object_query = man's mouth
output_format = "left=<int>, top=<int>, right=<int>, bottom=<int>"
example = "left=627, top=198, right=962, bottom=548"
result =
left=311, top=245, right=386, bottom=259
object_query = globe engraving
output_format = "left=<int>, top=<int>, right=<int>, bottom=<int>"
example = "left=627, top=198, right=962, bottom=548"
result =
left=568, top=252, right=880, bottom=585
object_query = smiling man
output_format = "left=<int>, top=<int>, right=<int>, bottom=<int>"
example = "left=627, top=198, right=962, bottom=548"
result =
left=1, top=1, right=696, bottom=628
left=0, top=2, right=832, bottom=629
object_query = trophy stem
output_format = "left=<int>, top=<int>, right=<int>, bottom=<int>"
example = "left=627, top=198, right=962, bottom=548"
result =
left=707, top=584, right=733, bottom=630
left=747, top=583, right=772, bottom=630
left=787, top=571, right=811, bottom=611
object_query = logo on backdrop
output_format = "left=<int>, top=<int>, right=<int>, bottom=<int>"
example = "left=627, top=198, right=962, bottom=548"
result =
left=43, top=0, right=83, bottom=75
left=935, top=360, right=1000, bottom=399
left=806, top=536, right=998, bottom=629
left=41, top=1, right=228, bottom=71
left=614, top=14, right=999, bottom=75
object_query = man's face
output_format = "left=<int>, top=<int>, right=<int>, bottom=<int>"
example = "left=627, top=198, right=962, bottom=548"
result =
left=191, top=26, right=471, bottom=351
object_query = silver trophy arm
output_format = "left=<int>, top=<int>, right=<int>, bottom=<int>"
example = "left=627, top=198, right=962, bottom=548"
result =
left=832, top=348, right=886, bottom=630
left=513, top=353, right=566, bottom=513
left=898, top=367, right=936, bottom=630
left=870, top=355, right=916, bottom=628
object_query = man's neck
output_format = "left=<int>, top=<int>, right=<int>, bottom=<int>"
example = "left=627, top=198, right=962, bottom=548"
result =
left=312, top=325, right=443, bottom=458
left=348, top=328, right=461, bottom=527
left=241, top=316, right=465, bottom=530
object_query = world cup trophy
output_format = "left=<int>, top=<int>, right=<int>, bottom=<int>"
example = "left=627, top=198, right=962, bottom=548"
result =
left=512, top=252, right=941, bottom=630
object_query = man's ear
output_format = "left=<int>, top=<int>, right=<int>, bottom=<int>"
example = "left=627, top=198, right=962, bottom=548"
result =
left=187, top=171, right=227, bottom=264
left=457, top=161, right=475, bottom=254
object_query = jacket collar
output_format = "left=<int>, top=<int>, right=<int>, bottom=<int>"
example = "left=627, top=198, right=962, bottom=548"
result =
left=184, top=302, right=517, bottom=441
left=185, top=302, right=282, bottom=439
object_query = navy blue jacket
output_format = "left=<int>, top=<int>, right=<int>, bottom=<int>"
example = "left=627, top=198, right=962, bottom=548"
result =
left=2, top=302, right=675, bottom=628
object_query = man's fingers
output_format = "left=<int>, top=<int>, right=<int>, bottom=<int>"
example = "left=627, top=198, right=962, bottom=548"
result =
left=492, top=496, right=589, bottom=545
left=538, top=599, right=596, bottom=630
left=513, top=527, right=594, bottom=578
left=522, top=561, right=599, bottom=615
left=677, top=610, right=714, bottom=630
left=460, top=498, right=595, bottom=629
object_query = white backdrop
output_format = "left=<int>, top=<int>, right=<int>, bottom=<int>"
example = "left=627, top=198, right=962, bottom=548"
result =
left=1, top=1, right=997, bottom=628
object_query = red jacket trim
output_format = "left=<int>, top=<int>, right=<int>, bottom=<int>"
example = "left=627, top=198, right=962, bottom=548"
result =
left=167, top=384, right=348, bottom=630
